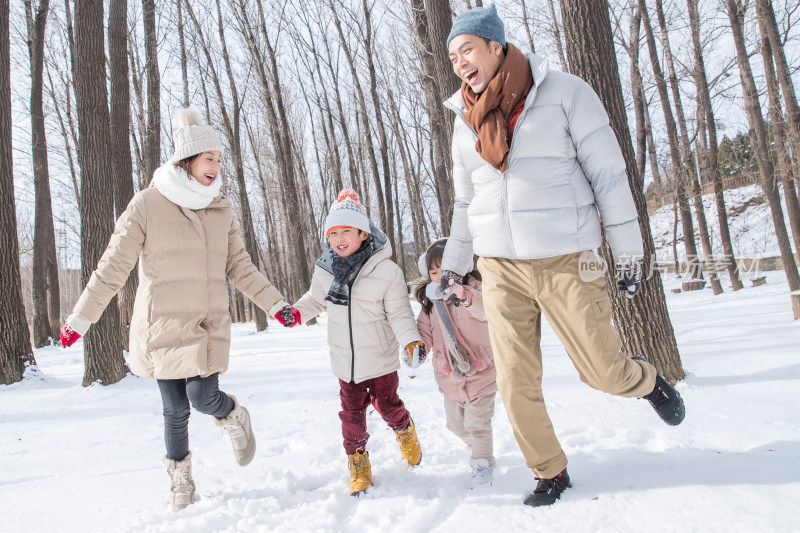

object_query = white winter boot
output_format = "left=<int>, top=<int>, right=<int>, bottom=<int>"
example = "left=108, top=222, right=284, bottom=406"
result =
left=469, top=458, right=493, bottom=488
left=163, top=451, right=195, bottom=509
left=213, top=394, right=256, bottom=466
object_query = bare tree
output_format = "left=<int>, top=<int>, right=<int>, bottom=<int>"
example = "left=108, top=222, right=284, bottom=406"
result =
left=25, top=0, right=62, bottom=346
left=757, top=3, right=800, bottom=259
left=724, top=0, right=800, bottom=292
left=547, top=0, right=569, bottom=71
left=175, top=0, right=190, bottom=107
left=72, top=0, right=126, bottom=386
left=561, top=0, right=684, bottom=382
left=0, top=0, right=37, bottom=385
left=142, top=0, right=161, bottom=180
left=109, top=0, right=138, bottom=348
left=687, top=0, right=742, bottom=290
left=640, top=0, right=700, bottom=281
left=653, top=0, right=722, bottom=294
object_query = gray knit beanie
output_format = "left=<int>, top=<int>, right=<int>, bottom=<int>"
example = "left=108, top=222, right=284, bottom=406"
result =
left=325, top=189, right=371, bottom=237
left=170, top=107, right=225, bottom=163
left=447, top=3, right=506, bottom=49
left=447, top=4, right=506, bottom=49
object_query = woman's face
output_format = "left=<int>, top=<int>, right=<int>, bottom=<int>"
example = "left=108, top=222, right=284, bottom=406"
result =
left=188, top=150, right=222, bottom=186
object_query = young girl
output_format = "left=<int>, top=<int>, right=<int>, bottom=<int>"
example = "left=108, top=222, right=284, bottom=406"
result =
left=414, top=238, right=498, bottom=487
left=59, top=108, right=293, bottom=509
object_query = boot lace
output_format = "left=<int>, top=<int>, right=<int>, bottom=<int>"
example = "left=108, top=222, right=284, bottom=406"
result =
left=396, top=426, right=417, bottom=453
left=222, top=411, right=246, bottom=441
left=643, top=384, right=669, bottom=406
left=534, top=472, right=566, bottom=494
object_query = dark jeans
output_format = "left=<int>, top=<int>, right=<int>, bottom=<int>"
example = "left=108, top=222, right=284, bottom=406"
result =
left=339, top=371, right=410, bottom=455
left=156, top=373, right=234, bottom=461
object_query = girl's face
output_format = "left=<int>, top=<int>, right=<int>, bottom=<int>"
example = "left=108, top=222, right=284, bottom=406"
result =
left=328, top=226, right=368, bottom=257
left=188, top=150, right=222, bottom=186
left=428, top=263, right=442, bottom=283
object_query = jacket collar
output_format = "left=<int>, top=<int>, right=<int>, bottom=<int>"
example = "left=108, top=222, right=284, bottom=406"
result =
left=316, top=219, right=391, bottom=278
left=444, top=53, right=550, bottom=117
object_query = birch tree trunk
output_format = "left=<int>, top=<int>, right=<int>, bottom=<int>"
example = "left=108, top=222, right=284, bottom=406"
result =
left=561, top=0, right=684, bottom=382
left=72, top=0, right=126, bottom=386
left=0, top=0, right=37, bottom=385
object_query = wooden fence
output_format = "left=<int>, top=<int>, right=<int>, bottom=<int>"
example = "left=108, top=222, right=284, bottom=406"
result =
left=646, top=172, right=762, bottom=214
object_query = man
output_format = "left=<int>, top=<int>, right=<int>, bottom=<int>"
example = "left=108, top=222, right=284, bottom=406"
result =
left=436, top=4, right=685, bottom=507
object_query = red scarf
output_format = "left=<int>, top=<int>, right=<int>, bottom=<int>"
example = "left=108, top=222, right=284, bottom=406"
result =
left=461, top=43, right=534, bottom=172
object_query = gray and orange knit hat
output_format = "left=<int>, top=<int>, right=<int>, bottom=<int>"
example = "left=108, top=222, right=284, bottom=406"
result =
left=325, top=189, right=371, bottom=237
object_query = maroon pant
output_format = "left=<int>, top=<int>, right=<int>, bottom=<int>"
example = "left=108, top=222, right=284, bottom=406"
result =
left=339, top=371, right=410, bottom=455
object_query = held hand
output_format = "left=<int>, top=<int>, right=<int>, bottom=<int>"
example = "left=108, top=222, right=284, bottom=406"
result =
left=275, top=305, right=301, bottom=327
left=60, top=323, right=81, bottom=348
left=616, top=261, right=642, bottom=299
left=402, top=341, right=426, bottom=368
left=434, top=270, right=464, bottom=306
left=447, top=279, right=466, bottom=302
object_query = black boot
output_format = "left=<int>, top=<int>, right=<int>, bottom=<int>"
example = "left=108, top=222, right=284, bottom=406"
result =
left=523, top=468, right=571, bottom=507
left=633, top=356, right=685, bottom=426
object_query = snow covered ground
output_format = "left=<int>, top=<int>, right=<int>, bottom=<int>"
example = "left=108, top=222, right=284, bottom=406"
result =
left=649, top=183, right=796, bottom=260
left=2, top=271, right=799, bottom=532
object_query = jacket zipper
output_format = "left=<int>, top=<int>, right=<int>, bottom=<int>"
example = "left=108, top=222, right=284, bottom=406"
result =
left=347, top=279, right=356, bottom=382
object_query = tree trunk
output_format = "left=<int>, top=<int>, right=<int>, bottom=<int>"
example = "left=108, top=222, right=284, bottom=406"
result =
left=561, top=0, right=684, bottom=382
left=687, top=0, right=742, bottom=290
left=756, top=1, right=800, bottom=257
left=756, top=0, right=800, bottom=187
left=520, top=0, right=536, bottom=53
left=26, top=0, right=61, bottom=346
left=109, top=0, right=138, bottom=349
left=72, top=0, right=125, bottom=386
left=142, top=0, right=161, bottom=180
left=362, top=0, right=396, bottom=258
left=654, top=0, right=722, bottom=295
left=410, top=0, right=455, bottom=233
left=640, top=0, right=700, bottom=281
left=175, top=0, right=190, bottom=108
left=0, top=0, right=37, bottom=385
left=725, top=0, right=800, bottom=291
left=547, top=0, right=569, bottom=72
left=328, top=0, right=387, bottom=232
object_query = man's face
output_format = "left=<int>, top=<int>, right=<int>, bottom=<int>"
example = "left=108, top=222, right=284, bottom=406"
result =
left=448, top=34, right=504, bottom=94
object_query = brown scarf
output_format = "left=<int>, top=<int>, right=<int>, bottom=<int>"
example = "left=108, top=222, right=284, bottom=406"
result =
left=462, top=43, right=534, bottom=172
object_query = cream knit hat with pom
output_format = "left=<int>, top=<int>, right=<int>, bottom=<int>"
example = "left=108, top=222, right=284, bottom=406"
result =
left=170, top=107, right=224, bottom=162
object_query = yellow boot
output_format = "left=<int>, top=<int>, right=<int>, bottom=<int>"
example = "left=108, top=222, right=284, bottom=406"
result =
left=394, top=418, right=422, bottom=466
left=348, top=449, right=373, bottom=496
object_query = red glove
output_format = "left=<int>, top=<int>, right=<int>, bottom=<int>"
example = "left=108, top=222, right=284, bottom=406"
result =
left=275, top=305, right=301, bottom=328
left=60, top=323, right=81, bottom=347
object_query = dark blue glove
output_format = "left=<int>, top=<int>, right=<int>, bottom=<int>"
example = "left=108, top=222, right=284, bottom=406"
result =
left=617, top=261, right=642, bottom=299
left=434, top=270, right=464, bottom=306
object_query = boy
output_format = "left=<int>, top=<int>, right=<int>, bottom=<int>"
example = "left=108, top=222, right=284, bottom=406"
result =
left=277, top=189, right=424, bottom=496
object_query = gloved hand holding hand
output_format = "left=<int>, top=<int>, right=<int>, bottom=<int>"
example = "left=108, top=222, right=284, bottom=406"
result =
left=275, top=305, right=301, bottom=327
left=402, top=341, right=426, bottom=368
left=617, top=260, right=643, bottom=299
left=434, top=270, right=464, bottom=306
left=60, top=322, right=81, bottom=348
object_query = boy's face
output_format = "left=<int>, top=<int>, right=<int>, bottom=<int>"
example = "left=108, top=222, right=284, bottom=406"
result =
left=328, top=227, right=368, bottom=257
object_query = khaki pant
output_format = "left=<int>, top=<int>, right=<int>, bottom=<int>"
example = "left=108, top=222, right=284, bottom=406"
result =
left=478, top=253, right=656, bottom=478
left=443, top=392, right=496, bottom=465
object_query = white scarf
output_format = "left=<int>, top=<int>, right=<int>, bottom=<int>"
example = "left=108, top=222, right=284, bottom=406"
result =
left=152, top=163, right=222, bottom=210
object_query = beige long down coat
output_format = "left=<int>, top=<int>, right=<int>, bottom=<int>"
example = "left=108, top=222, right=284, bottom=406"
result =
left=293, top=228, right=421, bottom=384
left=72, top=186, right=284, bottom=379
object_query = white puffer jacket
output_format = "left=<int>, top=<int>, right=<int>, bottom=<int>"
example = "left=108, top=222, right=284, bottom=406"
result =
left=440, top=53, right=644, bottom=275
left=293, top=224, right=421, bottom=384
